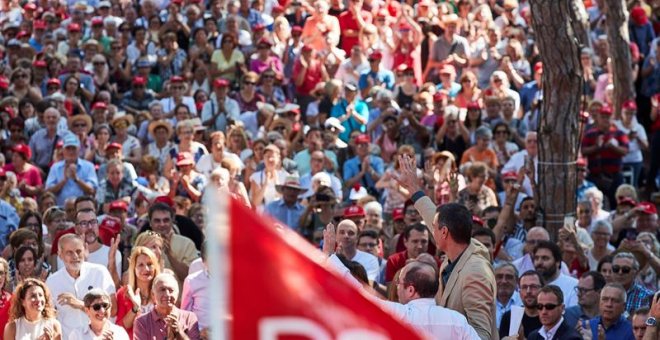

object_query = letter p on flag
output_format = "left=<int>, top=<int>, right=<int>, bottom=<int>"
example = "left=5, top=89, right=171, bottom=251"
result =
left=204, top=190, right=425, bottom=340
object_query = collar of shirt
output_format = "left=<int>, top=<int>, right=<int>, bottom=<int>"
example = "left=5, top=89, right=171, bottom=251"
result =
left=441, top=248, right=466, bottom=285
left=150, top=306, right=180, bottom=322
left=539, top=317, right=563, bottom=340
left=407, top=298, right=436, bottom=307
left=64, top=262, right=89, bottom=281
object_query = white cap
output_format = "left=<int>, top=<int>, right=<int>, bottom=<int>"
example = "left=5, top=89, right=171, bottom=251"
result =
left=324, top=117, right=345, bottom=133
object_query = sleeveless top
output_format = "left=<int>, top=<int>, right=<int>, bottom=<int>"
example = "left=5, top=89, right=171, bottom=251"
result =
left=15, top=317, right=58, bottom=340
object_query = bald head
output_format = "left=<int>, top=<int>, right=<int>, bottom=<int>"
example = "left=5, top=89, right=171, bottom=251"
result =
left=399, top=261, right=439, bottom=303
left=525, top=226, right=549, bottom=254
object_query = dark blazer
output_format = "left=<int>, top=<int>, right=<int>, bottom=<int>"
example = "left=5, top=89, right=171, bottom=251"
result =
left=527, top=319, right=583, bottom=340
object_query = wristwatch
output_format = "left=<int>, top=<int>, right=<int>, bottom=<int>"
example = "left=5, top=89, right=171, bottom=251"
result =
left=646, top=317, right=657, bottom=327
left=132, top=305, right=140, bottom=313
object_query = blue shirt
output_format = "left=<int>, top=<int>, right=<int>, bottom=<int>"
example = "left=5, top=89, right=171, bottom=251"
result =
left=29, top=129, right=64, bottom=169
left=0, top=200, right=19, bottom=251
left=342, top=155, right=385, bottom=196
left=358, top=69, right=395, bottom=91
left=330, top=99, right=370, bottom=142
left=293, top=149, right=338, bottom=176
left=46, top=159, right=99, bottom=206
left=436, top=82, right=462, bottom=98
left=589, top=316, right=634, bottom=340
left=519, top=80, right=539, bottom=114
left=264, top=199, right=305, bottom=231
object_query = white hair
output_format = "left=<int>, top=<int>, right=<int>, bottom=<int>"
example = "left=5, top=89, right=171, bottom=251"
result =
left=584, top=187, right=604, bottom=209
left=591, top=220, right=613, bottom=236
left=363, top=201, right=382, bottom=216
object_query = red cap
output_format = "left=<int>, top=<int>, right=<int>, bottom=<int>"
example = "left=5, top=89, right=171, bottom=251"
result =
left=23, top=3, right=37, bottom=11
left=16, top=30, right=29, bottom=39
left=638, top=202, right=658, bottom=215
left=369, top=51, right=383, bottom=60
left=343, top=205, right=366, bottom=218
left=33, top=20, right=47, bottom=29
left=292, top=26, right=303, bottom=34
left=91, top=17, right=104, bottom=26
left=33, top=59, right=47, bottom=68
left=252, top=23, right=266, bottom=31
left=472, top=215, right=484, bottom=226
left=354, top=134, right=370, bottom=144
left=618, top=197, right=637, bottom=207
left=301, top=44, right=313, bottom=52
left=533, top=62, right=543, bottom=74
left=433, top=92, right=447, bottom=102
left=466, top=101, right=481, bottom=110
left=257, top=37, right=272, bottom=47
left=630, top=6, right=648, bottom=25
left=105, top=142, right=123, bottom=151
left=109, top=200, right=128, bottom=211
left=154, top=195, right=175, bottom=208
left=599, top=106, right=613, bottom=116
left=170, top=75, right=184, bottom=83
left=92, top=101, right=108, bottom=110
left=98, top=216, right=122, bottom=246
left=502, top=171, right=517, bottom=181
left=171, top=0, right=184, bottom=4
left=2, top=107, right=15, bottom=118
left=272, top=5, right=284, bottom=13
left=132, top=76, right=146, bottom=86
left=213, top=78, right=230, bottom=88
left=398, top=22, right=412, bottom=31
left=392, top=207, right=404, bottom=221
left=577, top=157, right=588, bottom=168
left=622, top=99, right=637, bottom=111
left=176, top=152, right=194, bottom=166
left=67, top=23, right=81, bottom=32
left=12, top=143, right=32, bottom=160
left=0, top=168, right=6, bottom=178
left=0, top=77, right=9, bottom=90
left=439, top=64, right=456, bottom=75
left=376, top=9, right=389, bottom=18
left=46, top=78, right=61, bottom=86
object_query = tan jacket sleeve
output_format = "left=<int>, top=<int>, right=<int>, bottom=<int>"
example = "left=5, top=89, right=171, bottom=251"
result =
left=413, top=195, right=437, bottom=229
left=461, top=262, right=498, bottom=340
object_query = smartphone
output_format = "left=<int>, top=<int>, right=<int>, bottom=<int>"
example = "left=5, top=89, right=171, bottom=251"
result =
left=625, top=228, right=639, bottom=241
left=564, top=216, right=576, bottom=231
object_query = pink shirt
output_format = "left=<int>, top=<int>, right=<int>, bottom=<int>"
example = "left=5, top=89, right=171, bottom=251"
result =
left=133, top=307, right=200, bottom=339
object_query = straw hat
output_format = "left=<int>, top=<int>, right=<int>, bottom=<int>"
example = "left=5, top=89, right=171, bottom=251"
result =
left=111, top=111, right=134, bottom=128
left=68, top=114, right=93, bottom=131
left=148, top=120, right=174, bottom=139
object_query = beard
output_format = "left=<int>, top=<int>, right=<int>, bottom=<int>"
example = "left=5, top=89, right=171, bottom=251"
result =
left=537, top=264, right=558, bottom=282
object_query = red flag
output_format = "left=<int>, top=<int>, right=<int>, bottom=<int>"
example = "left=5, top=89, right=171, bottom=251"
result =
left=228, top=197, right=425, bottom=339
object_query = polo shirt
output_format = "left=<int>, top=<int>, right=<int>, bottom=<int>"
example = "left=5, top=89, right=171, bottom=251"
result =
left=581, top=125, right=630, bottom=175
left=330, top=98, right=370, bottom=142
left=589, top=316, right=635, bottom=340
left=28, top=129, right=64, bottom=169
left=358, top=69, right=395, bottom=91
left=70, top=322, right=129, bottom=340
left=133, top=307, right=200, bottom=340
left=45, top=262, right=116, bottom=338
left=342, top=155, right=385, bottom=194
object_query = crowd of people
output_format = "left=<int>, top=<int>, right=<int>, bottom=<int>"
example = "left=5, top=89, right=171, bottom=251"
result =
left=0, top=0, right=659, bottom=338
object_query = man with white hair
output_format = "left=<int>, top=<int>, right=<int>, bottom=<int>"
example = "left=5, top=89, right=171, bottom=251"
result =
left=134, top=273, right=200, bottom=339
left=584, top=187, right=610, bottom=222
left=299, top=150, right=342, bottom=199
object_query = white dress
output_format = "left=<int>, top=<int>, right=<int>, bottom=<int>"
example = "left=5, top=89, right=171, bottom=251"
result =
left=14, top=317, right=59, bottom=340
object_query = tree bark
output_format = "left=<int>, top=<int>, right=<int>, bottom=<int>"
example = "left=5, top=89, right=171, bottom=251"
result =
left=603, top=0, right=635, bottom=118
left=529, top=0, right=587, bottom=240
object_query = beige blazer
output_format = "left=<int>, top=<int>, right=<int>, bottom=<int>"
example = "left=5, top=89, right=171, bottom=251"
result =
left=414, top=196, right=499, bottom=340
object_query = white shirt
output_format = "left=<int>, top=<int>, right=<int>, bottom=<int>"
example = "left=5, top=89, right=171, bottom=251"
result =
left=69, top=322, right=130, bottom=340
left=378, top=298, right=480, bottom=340
left=549, top=274, right=579, bottom=307
left=200, top=94, right=240, bottom=131
left=513, top=254, right=571, bottom=277
left=57, top=244, right=122, bottom=273
left=195, top=152, right=244, bottom=179
left=496, top=291, right=523, bottom=329
left=613, top=120, right=647, bottom=163
left=351, top=250, right=380, bottom=281
left=538, top=317, right=564, bottom=340
left=159, top=96, right=198, bottom=115
left=181, top=269, right=211, bottom=329
left=502, top=150, right=537, bottom=197
left=46, top=262, right=116, bottom=338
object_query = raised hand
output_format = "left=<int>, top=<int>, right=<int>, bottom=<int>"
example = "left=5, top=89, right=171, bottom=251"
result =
left=127, top=287, right=142, bottom=309
left=393, top=154, right=421, bottom=199
left=323, top=223, right=336, bottom=256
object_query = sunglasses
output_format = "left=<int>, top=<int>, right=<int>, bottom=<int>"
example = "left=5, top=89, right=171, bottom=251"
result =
left=91, top=302, right=110, bottom=311
left=612, top=265, right=633, bottom=274
left=535, top=303, right=558, bottom=311
left=244, top=81, right=256, bottom=86
left=73, top=123, right=87, bottom=128
left=495, top=130, right=508, bottom=134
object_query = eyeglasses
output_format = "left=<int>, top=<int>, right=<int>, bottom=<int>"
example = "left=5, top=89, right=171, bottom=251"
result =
left=244, top=81, right=256, bottom=86
left=612, top=265, right=633, bottom=274
left=535, top=303, right=559, bottom=311
left=172, top=86, right=184, bottom=90
left=575, top=286, right=595, bottom=294
left=91, top=302, right=110, bottom=311
left=520, top=284, right=542, bottom=291
left=15, top=74, right=28, bottom=79
left=262, top=75, right=274, bottom=79
left=93, top=62, right=105, bottom=66
left=495, top=130, right=508, bottom=134
left=24, top=223, right=40, bottom=229
left=77, top=219, right=98, bottom=229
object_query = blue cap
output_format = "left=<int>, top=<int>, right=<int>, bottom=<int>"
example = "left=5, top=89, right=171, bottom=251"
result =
left=136, top=59, right=152, bottom=68
left=62, top=132, right=80, bottom=148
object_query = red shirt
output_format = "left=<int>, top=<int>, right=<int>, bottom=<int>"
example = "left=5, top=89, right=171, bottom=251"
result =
left=338, top=10, right=372, bottom=54
left=581, top=124, right=629, bottom=175
left=3, top=163, right=42, bottom=197
left=385, top=250, right=442, bottom=283
left=0, top=291, right=11, bottom=336
left=293, top=58, right=323, bottom=96
left=115, top=286, right=136, bottom=340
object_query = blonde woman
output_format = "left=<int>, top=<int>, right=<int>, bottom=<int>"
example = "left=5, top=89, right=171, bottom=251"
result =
left=4, top=278, right=61, bottom=340
left=0, top=259, right=12, bottom=335
left=116, top=247, right=161, bottom=339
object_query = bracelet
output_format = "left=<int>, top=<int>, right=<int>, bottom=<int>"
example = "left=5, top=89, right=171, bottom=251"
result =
left=132, top=305, right=139, bottom=313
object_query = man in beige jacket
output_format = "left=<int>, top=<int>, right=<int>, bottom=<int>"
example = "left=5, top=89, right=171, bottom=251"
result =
left=395, top=154, right=498, bottom=340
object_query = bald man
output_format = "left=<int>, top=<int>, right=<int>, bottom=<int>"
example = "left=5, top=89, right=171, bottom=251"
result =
left=336, top=219, right=380, bottom=281
left=513, top=227, right=571, bottom=276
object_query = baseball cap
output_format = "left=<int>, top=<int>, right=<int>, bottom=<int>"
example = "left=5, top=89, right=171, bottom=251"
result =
left=62, top=132, right=80, bottom=148
left=354, top=134, right=370, bottom=144
left=638, top=202, right=658, bottom=215
left=392, top=208, right=404, bottom=221
left=343, top=205, right=366, bottom=218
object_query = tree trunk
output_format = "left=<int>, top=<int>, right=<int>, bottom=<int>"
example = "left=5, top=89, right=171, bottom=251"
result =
left=604, top=0, right=635, bottom=118
left=529, top=0, right=587, bottom=240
